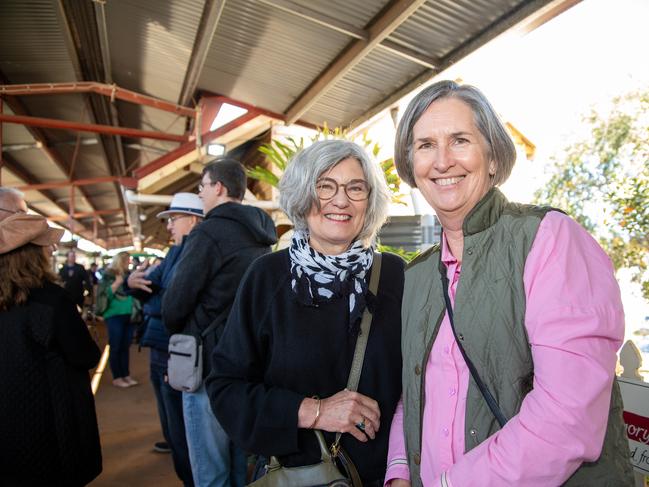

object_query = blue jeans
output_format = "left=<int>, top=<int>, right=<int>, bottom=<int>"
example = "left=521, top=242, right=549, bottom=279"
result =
left=182, top=385, right=247, bottom=487
left=105, top=314, right=133, bottom=379
left=150, top=357, right=194, bottom=486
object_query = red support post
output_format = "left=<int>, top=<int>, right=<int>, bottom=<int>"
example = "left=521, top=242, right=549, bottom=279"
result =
left=69, top=185, right=75, bottom=236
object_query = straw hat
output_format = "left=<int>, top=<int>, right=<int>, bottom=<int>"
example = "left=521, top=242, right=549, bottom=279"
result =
left=156, top=192, right=204, bottom=219
left=0, top=213, right=64, bottom=254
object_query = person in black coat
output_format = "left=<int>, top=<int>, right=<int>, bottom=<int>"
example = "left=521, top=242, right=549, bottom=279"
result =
left=59, top=250, right=92, bottom=308
left=206, top=140, right=404, bottom=487
left=163, top=159, right=277, bottom=487
left=0, top=213, right=102, bottom=486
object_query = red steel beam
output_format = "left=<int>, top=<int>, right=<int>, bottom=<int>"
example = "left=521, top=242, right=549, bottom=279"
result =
left=17, top=175, right=138, bottom=191
left=0, top=82, right=196, bottom=118
left=0, top=113, right=189, bottom=143
left=48, top=208, right=123, bottom=221
left=197, top=97, right=223, bottom=137
left=134, top=111, right=259, bottom=180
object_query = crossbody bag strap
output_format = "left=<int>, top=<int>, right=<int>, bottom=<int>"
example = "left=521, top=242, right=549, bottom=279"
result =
left=333, top=251, right=382, bottom=448
left=265, top=253, right=383, bottom=485
left=439, top=258, right=508, bottom=428
left=199, top=306, right=231, bottom=340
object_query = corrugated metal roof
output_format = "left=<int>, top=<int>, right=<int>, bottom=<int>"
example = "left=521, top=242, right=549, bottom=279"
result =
left=306, top=48, right=427, bottom=127
left=0, top=0, right=573, bottom=248
left=288, top=0, right=386, bottom=29
left=389, top=0, right=525, bottom=59
left=105, top=0, right=204, bottom=138
left=0, top=0, right=79, bottom=83
left=199, top=0, right=354, bottom=112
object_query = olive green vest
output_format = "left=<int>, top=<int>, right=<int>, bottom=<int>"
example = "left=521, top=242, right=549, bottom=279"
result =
left=401, top=188, right=633, bottom=486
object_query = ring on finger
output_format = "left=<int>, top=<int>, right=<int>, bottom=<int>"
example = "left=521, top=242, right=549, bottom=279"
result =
left=355, top=416, right=366, bottom=431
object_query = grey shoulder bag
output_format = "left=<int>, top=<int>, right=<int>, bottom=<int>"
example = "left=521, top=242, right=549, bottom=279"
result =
left=248, top=252, right=383, bottom=487
left=168, top=307, right=230, bottom=393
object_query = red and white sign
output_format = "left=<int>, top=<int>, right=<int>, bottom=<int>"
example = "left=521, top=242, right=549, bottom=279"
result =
left=619, top=377, right=649, bottom=476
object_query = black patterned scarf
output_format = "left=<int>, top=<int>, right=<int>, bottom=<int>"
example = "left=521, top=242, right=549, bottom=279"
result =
left=289, top=231, right=374, bottom=328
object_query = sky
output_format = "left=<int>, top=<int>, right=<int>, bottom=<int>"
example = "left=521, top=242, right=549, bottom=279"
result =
left=394, top=0, right=646, bottom=203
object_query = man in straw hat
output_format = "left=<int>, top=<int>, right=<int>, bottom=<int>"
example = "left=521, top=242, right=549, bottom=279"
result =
left=125, top=192, right=203, bottom=486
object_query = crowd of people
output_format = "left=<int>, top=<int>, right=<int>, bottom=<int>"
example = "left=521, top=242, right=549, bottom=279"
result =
left=0, top=81, right=635, bottom=487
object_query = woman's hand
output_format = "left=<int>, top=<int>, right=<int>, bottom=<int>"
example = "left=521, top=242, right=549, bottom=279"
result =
left=389, top=480, right=411, bottom=487
left=299, top=390, right=381, bottom=442
left=127, top=268, right=152, bottom=293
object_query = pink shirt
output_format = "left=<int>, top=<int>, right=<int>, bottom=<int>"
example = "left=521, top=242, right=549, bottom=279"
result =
left=385, top=211, right=625, bottom=486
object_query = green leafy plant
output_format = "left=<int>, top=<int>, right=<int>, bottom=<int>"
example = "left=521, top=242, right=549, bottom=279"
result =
left=534, top=89, right=649, bottom=299
left=377, top=244, right=420, bottom=263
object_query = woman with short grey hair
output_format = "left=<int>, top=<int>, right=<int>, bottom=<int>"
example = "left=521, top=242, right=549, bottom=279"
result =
left=385, top=80, right=632, bottom=486
left=280, top=139, right=390, bottom=246
left=208, top=139, right=404, bottom=486
left=394, top=81, right=516, bottom=189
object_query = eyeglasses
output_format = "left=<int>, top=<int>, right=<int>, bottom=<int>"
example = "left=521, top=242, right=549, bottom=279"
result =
left=198, top=181, right=219, bottom=192
left=315, top=178, right=371, bottom=201
left=166, top=215, right=190, bottom=224
left=0, top=207, right=26, bottom=214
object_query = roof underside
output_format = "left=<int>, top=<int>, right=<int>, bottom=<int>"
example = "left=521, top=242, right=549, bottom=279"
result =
left=0, top=0, right=578, bottom=249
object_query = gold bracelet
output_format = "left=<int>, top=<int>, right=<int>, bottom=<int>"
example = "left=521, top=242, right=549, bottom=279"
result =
left=309, top=396, right=321, bottom=429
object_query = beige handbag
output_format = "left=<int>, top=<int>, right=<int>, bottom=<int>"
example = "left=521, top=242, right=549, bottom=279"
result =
left=249, top=429, right=358, bottom=487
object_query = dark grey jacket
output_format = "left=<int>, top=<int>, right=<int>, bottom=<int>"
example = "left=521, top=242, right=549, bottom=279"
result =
left=162, top=201, right=277, bottom=377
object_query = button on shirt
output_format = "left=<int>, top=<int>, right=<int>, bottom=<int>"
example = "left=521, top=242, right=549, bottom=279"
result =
left=421, top=249, right=463, bottom=480
left=384, top=211, right=625, bottom=486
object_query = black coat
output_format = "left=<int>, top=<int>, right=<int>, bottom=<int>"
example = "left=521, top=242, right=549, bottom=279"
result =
left=59, top=263, right=91, bottom=307
left=163, top=201, right=277, bottom=377
left=206, top=249, right=404, bottom=485
left=0, top=281, right=102, bottom=486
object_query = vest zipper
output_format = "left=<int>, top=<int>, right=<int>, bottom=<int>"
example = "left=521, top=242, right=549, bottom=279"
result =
left=419, top=309, right=446, bottom=452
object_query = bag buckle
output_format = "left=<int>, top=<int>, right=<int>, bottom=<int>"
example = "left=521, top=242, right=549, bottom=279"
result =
left=330, top=442, right=340, bottom=457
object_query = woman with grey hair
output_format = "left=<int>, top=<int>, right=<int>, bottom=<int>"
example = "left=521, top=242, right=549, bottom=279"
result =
left=207, top=139, right=405, bottom=486
left=385, top=80, right=632, bottom=486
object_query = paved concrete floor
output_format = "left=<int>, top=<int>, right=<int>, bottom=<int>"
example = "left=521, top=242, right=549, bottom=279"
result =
left=89, top=323, right=180, bottom=487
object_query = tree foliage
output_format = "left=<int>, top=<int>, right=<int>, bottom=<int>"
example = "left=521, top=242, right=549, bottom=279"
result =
left=534, top=89, right=649, bottom=299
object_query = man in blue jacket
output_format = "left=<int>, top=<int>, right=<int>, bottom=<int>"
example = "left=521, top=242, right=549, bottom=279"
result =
left=127, top=192, right=203, bottom=487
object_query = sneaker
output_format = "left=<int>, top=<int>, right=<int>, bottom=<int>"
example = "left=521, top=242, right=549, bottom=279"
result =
left=124, top=376, right=139, bottom=386
left=153, top=441, right=171, bottom=453
left=112, top=378, right=130, bottom=388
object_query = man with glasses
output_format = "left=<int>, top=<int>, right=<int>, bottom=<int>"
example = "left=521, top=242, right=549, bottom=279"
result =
left=0, top=187, right=28, bottom=221
left=163, top=158, right=277, bottom=487
left=126, top=192, right=203, bottom=487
